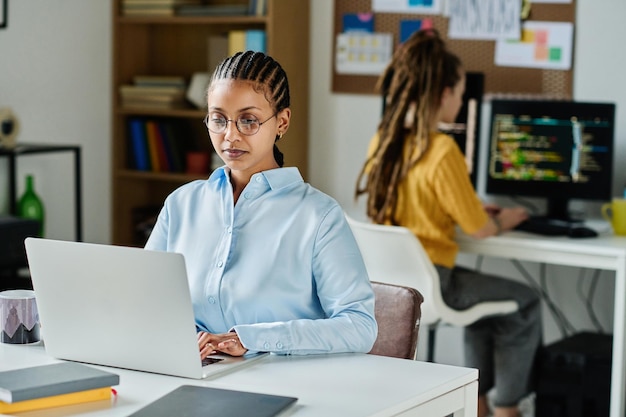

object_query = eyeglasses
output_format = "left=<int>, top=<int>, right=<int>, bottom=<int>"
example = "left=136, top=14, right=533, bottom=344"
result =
left=203, top=112, right=277, bottom=136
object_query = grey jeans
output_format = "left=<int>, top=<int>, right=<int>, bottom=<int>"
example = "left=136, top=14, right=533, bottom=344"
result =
left=435, top=264, right=542, bottom=407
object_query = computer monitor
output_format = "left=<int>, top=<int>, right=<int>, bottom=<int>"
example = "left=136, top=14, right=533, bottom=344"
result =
left=486, top=99, right=616, bottom=222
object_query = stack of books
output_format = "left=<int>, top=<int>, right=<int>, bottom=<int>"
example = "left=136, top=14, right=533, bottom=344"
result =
left=0, top=362, right=119, bottom=414
left=121, top=0, right=202, bottom=16
left=227, top=29, right=266, bottom=55
left=119, top=75, right=187, bottom=109
left=247, top=0, right=267, bottom=16
left=178, top=3, right=249, bottom=16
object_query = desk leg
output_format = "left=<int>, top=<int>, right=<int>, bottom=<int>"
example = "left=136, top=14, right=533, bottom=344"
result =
left=610, top=256, right=626, bottom=417
left=453, top=380, right=478, bottom=417
left=74, top=147, right=82, bottom=241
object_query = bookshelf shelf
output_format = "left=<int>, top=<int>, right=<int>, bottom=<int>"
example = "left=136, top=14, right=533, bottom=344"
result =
left=116, top=169, right=205, bottom=183
left=117, top=107, right=205, bottom=118
left=111, top=0, right=310, bottom=246
left=117, top=16, right=267, bottom=25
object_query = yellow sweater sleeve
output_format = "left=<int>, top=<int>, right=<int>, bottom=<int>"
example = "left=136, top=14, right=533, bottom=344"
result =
left=394, top=133, right=488, bottom=268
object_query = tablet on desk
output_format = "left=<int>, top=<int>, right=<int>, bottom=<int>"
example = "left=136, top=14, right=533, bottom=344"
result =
left=127, top=385, right=297, bottom=417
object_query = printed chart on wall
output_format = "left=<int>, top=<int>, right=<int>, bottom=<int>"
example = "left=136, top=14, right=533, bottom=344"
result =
left=447, top=0, right=521, bottom=40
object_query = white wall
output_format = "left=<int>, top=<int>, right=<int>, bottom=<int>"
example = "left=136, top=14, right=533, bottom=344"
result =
left=0, top=0, right=111, bottom=244
left=1, top=0, right=625, bottom=363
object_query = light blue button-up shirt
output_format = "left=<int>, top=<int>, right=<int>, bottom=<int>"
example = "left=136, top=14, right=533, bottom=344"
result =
left=145, top=166, right=377, bottom=355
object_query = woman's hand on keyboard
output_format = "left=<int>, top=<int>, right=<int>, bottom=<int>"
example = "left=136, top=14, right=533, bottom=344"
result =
left=498, top=207, right=529, bottom=231
left=198, top=331, right=248, bottom=358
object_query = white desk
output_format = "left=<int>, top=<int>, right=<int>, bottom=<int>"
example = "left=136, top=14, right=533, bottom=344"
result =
left=0, top=343, right=478, bottom=417
left=457, top=230, right=626, bottom=417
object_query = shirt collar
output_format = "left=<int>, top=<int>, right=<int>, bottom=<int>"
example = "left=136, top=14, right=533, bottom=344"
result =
left=208, top=166, right=303, bottom=190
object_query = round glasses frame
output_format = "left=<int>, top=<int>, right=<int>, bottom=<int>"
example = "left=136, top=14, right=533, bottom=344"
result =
left=203, top=112, right=277, bottom=136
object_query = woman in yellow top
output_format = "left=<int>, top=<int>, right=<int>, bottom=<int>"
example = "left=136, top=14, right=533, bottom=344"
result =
left=356, top=29, right=541, bottom=417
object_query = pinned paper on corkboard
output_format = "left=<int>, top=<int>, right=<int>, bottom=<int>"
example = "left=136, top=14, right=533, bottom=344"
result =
left=332, top=0, right=575, bottom=98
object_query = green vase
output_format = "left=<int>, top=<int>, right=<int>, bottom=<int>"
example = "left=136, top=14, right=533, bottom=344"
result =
left=17, top=175, right=45, bottom=237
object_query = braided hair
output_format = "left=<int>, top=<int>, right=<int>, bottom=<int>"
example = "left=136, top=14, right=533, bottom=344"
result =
left=355, top=29, right=462, bottom=224
left=209, top=50, right=290, bottom=167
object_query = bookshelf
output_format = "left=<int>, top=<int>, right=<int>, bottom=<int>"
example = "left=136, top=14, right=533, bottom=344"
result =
left=111, top=0, right=310, bottom=246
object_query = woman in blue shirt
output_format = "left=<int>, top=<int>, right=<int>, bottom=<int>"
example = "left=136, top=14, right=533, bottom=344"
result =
left=145, top=51, right=377, bottom=359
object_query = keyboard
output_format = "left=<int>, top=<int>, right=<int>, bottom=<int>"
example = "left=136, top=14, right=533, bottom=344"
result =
left=514, top=217, right=598, bottom=238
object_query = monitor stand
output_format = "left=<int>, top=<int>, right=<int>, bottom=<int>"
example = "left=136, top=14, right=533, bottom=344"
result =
left=539, top=198, right=584, bottom=226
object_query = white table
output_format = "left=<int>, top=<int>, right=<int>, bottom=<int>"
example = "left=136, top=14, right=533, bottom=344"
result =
left=457, top=230, right=626, bottom=417
left=0, top=343, right=478, bottom=417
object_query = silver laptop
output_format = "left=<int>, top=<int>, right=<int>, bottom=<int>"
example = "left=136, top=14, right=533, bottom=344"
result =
left=24, top=237, right=268, bottom=379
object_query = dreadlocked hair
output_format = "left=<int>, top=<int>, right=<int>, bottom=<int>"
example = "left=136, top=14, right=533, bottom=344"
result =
left=355, top=29, right=462, bottom=224
left=210, top=50, right=290, bottom=167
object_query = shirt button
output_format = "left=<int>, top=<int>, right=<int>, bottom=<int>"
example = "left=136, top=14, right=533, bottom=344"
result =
left=208, top=297, right=216, bottom=304
left=227, top=227, right=232, bottom=234
left=263, top=342, right=271, bottom=350
left=255, top=176, right=262, bottom=182
left=276, top=342, right=283, bottom=349
left=244, top=192, right=252, bottom=199
left=217, top=261, right=223, bottom=267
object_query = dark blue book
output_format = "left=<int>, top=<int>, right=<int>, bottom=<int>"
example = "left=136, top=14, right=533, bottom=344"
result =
left=155, top=121, right=175, bottom=172
left=159, top=121, right=184, bottom=172
left=129, top=118, right=150, bottom=171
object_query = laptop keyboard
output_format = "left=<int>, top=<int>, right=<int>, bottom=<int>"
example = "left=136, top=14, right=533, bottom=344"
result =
left=202, top=357, right=225, bottom=366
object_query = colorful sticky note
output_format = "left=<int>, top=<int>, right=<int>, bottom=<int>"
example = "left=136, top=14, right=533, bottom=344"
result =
left=343, top=13, right=374, bottom=33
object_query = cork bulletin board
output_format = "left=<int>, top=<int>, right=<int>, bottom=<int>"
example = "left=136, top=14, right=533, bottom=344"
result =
left=332, top=0, right=576, bottom=98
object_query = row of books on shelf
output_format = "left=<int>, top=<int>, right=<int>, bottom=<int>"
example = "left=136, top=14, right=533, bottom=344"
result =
left=0, top=362, right=119, bottom=414
left=121, top=0, right=266, bottom=17
left=207, top=29, right=266, bottom=71
left=120, top=75, right=188, bottom=109
left=127, top=118, right=193, bottom=173
left=248, top=0, right=267, bottom=16
left=228, top=29, right=266, bottom=55
left=121, top=0, right=202, bottom=16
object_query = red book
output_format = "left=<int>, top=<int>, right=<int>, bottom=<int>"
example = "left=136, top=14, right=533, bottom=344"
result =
left=146, top=120, right=169, bottom=172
